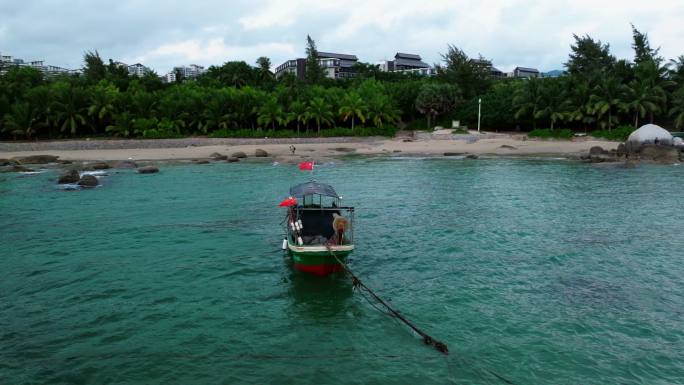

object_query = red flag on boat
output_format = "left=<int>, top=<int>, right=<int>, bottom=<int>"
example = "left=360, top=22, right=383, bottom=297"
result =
left=278, top=197, right=298, bottom=207
left=298, top=161, right=314, bottom=171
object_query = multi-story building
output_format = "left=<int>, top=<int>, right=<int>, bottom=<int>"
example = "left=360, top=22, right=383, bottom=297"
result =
left=275, top=52, right=359, bottom=80
left=114, top=61, right=153, bottom=77
left=163, top=71, right=177, bottom=83
left=0, top=52, right=77, bottom=76
left=172, top=64, right=206, bottom=80
left=379, top=53, right=436, bottom=76
left=512, top=67, right=540, bottom=79
left=160, top=64, right=206, bottom=83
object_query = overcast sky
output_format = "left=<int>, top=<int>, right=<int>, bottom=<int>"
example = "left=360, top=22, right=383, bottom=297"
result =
left=1, top=0, right=683, bottom=74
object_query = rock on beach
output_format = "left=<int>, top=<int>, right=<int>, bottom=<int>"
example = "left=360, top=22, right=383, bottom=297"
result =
left=57, top=169, right=80, bottom=184
left=77, top=175, right=99, bottom=187
left=138, top=166, right=159, bottom=174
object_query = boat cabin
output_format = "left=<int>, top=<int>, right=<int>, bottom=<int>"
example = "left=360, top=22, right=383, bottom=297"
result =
left=287, top=181, right=354, bottom=246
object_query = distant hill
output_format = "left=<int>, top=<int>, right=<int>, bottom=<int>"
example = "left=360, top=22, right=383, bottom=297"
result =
left=543, top=70, right=565, bottom=78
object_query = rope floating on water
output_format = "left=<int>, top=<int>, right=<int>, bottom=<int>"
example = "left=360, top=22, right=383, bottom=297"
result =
left=326, top=245, right=449, bottom=355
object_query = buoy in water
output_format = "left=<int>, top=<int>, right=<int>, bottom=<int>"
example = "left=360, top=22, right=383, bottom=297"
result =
left=282, top=239, right=287, bottom=250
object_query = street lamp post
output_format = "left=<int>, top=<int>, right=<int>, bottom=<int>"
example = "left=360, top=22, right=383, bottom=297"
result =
left=477, top=98, right=482, bottom=133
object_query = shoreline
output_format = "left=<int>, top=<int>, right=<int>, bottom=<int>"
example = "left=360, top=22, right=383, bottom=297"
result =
left=0, top=134, right=619, bottom=163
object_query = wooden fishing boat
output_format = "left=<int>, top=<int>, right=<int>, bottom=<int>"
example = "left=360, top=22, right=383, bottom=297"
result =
left=281, top=181, right=355, bottom=276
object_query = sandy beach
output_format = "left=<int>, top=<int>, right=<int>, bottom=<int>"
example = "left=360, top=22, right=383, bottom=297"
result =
left=0, top=132, right=618, bottom=163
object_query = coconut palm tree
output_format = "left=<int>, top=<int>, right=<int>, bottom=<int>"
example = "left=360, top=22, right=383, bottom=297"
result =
left=87, top=81, right=119, bottom=133
left=621, top=79, right=664, bottom=128
left=287, top=100, right=307, bottom=134
left=257, top=96, right=284, bottom=131
left=535, top=79, right=568, bottom=129
left=51, top=84, right=89, bottom=136
left=2, top=102, right=39, bottom=139
left=669, top=87, right=684, bottom=129
left=199, top=89, right=234, bottom=133
left=564, top=78, right=596, bottom=131
left=338, top=91, right=367, bottom=130
left=590, top=76, right=622, bottom=131
left=513, top=78, right=544, bottom=129
left=632, top=59, right=673, bottom=124
left=106, top=111, right=135, bottom=137
left=306, top=97, right=334, bottom=134
left=367, top=95, right=400, bottom=128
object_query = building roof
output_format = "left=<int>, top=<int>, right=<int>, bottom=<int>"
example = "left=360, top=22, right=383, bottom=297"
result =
left=515, top=67, right=540, bottom=73
left=394, top=57, right=429, bottom=68
left=395, top=52, right=422, bottom=60
left=318, top=52, right=358, bottom=61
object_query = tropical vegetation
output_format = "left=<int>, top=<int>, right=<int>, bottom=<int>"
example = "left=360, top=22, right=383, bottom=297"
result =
left=1, top=25, right=683, bottom=141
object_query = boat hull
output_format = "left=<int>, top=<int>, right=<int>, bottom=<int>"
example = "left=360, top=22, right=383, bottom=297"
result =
left=287, top=243, right=354, bottom=276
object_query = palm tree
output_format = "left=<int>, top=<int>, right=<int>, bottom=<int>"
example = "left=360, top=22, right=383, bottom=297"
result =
left=87, top=81, right=119, bottom=133
left=632, top=60, right=673, bottom=124
left=338, top=91, right=367, bottom=130
left=257, top=96, right=284, bottom=131
left=200, top=91, right=234, bottom=133
left=513, top=78, right=544, bottom=129
left=287, top=100, right=307, bottom=134
left=564, top=79, right=595, bottom=131
left=590, top=76, right=622, bottom=131
left=306, top=97, right=334, bottom=134
left=106, top=111, right=136, bottom=137
left=367, top=95, right=400, bottom=128
left=536, top=79, right=567, bottom=129
left=669, top=87, right=684, bottom=129
left=2, top=102, right=39, bottom=139
left=51, top=84, right=89, bottom=136
left=621, top=79, right=664, bottom=128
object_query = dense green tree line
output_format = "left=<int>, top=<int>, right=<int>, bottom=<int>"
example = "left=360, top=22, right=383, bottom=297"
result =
left=1, top=28, right=683, bottom=141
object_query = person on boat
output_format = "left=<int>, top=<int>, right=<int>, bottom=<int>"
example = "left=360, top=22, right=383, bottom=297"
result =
left=331, top=213, right=348, bottom=245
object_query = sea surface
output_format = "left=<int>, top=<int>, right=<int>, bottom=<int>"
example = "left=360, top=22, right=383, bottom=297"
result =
left=1, top=157, right=683, bottom=385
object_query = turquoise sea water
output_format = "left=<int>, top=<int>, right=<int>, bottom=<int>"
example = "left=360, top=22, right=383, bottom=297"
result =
left=1, top=157, right=683, bottom=385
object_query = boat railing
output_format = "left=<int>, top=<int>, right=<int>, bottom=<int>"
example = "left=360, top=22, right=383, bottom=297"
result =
left=291, top=206, right=355, bottom=244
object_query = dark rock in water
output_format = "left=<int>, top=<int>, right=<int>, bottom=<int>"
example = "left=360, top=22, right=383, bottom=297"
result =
left=2, top=165, right=34, bottom=173
left=465, top=154, right=479, bottom=159
left=193, top=159, right=210, bottom=164
left=138, top=166, right=159, bottom=174
left=589, top=146, right=608, bottom=156
left=231, top=151, right=247, bottom=158
left=227, top=157, right=240, bottom=163
left=443, top=152, right=464, bottom=156
left=639, top=145, right=679, bottom=164
left=77, top=175, right=98, bottom=187
left=57, top=169, right=80, bottom=184
left=58, top=160, right=73, bottom=165
left=89, top=162, right=111, bottom=170
left=0, top=159, right=12, bottom=166
left=112, top=160, right=138, bottom=169
left=210, top=153, right=228, bottom=160
left=500, top=145, right=517, bottom=150
left=255, top=149, right=268, bottom=157
left=13, top=155, right=59, bottom=164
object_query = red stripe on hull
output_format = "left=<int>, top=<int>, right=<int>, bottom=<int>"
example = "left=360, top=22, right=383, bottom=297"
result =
left=294, top=263, right=343, bottom=276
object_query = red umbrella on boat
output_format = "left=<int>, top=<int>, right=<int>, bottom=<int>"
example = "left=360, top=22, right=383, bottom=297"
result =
left=278, top=197, right=298, bottom=207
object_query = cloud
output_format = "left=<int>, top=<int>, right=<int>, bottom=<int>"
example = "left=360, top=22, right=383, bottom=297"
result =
left=133, top=39, right=297, bottom=72
left=1, top=0, right=683, bottom=73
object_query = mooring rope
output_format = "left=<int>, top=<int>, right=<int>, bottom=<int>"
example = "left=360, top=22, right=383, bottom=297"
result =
left=325, top=245, right=449, bottom=355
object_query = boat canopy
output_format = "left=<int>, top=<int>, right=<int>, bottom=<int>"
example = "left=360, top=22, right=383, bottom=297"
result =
left=289, top=181, right=339, bottom=198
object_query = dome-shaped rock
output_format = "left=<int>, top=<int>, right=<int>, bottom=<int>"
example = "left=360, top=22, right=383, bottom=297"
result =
left=626, top=124, right=673, bottom=152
